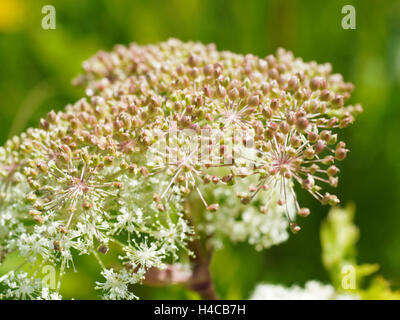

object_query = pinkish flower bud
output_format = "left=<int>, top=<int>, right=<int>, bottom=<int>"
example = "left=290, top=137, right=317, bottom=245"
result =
left=298, top=208, right=310, bottom=217
left=290, top=222, right=301, bottom=233
left=314, top=140, right=326, bottom=154
left=296, top=117, right=309, bottom=131
left=248, top=95, right=260, bottom=106
left=207, top=204, right=219, bottom=212
left=335, top=148, right=348, bottom=160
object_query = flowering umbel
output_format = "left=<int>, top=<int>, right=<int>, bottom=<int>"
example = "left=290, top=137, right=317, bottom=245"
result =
left=0, top=39, right=361, bottom=299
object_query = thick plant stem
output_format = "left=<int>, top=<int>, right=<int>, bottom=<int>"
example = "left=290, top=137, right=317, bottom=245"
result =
left=185, top=198, right=218, bottom=300
left=143, top=199, right=219, bottom=300
left=143, top=242, right=218, bottom=299
left=187, top=257, right=218, bottom=300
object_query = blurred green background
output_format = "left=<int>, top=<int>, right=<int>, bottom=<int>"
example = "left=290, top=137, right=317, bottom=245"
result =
left=0, top=0, right=399, bottom=299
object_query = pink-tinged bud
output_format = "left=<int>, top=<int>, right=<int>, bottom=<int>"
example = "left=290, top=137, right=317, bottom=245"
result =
left=33, top=215, right=44, bottom=224
left=104, top=156, right=114, bottom=166
left=310, top=77, right=322, bottom=91
left=292, top=158, right=303, bottom=167
left=228, top=79, right=240, bottom=90
left=275, top=132, right=285, bottom=144
left=328, top=134, right=338, bottom=145
left=305, top=147, right=315, bottom=159
left=239, top=86, right=248, bottom=98
left=329, top=176, right=339, bottom=187
left=36, top=161, right=48, bottom=173
left=354, top=103, right=363, bottom=114
left=284, top=171, right=292, bottom=179
left=320, top=130, right=332, bottom=142
left=248, top=185, right=257, bottom=192
left=153, top=193, right=161, bottom=203
left=327, top=117, right=338, bottom=128
left=279, top=121, right=290, bottom=134
left=332, top=95, right=344, bottom=107
left=222, top=174, right=233, bottom=183
left=113, top=181, right=123, bottom=189
left=47, top=110, right=57, bottom=123
left=202, top=85, right=211, bottom=98
left=29, top=209, right=41, bottom=217
left=59, top=225, right=68, bottom=234
left=203, top=175, right=212, bottom=184
left=302, top=176, right=315, bottom=189
left=194, top=95, right=204, bottom=107
left=188, top=54, right=199, bottom=67
left=279, top=164, right=289, bottom=174
left=260, top=82, right=270, bottom=94
left=337, top=141, right=346, bottom=149
left=300, top=87, right=311, bottom=100
left=228, top=88, right=239, bottom=100
left=307, top=131, right=318, bottom=143
left=269, top=68, right=279, bottom=79
left=327, top=165, right=339, bottom=176
left=329, top=194, right=340, bottom=206
left=320, top=89, right=331, bottom=101
left=260, top=206, right=269, bottom=214
left=207, top=204, right=219, bottom=212
left=322, top=155, right=335, bottom=165
left=285, top=111, right=295, bottom=125
left=265, top=54, right=276, bottom=66
left=321, top=193, right=337, bottom=205
left=314, top=140, right=326, bottom=154
left=290, top=135, right=302, bottom=148
left=270, top=98, right=279, bottom=111
left=290, top=222, right=301, bottom=233
left=212, top=176, right=220, bottom=184
left=308, top=100, right=320, bottom=113
left=248, top=95, right=260, bottom=106
left=298, top=208, right=310, bottom=217
left=157, top=203, right=166, bottom=212
left=309, top=164, right=319, bottom=174
left=264, top=128, right=275, bottom=140
left=82, top=201, right=92, bottom=210
left=216, top=85, right=226, bottom=98
left=203, top=64, right=213, bottom=76
left=140, top=166, right=149, bottom=177
left=176, top=64, right=185, bottom=76
left=236, top=192, right=248, bottom=200
left=186, top=104, right=195, bottom=114
left=188, top=67, right=199, bottom=78
left=296, top=117, right=309, bottom=131
left=288, top=77, right=299, bottom=91
left=335, top=148, right=348, bottom=160
left=269, top=167, right=278, bottom=175
left=214, top=63, right=223, bottom=77
left=39, top=118, right=49, bottom=130
left=262, top=107, right=273, bottom=118
left=339, top=116, right=354, bottom=128
left=269, top=122, right=278, bottom=131
left=296, top=109, right=307, bottom=118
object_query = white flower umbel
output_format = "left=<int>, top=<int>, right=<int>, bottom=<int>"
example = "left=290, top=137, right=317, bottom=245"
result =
left=95, top=268, right=139, bottom=300
left=250, top=280, right=359, bottom=300
left=199, top=176, right=291, bottom=250
left=0, top=271, right=62, bottom=300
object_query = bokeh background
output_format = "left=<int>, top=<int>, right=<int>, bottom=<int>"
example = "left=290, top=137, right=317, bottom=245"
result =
left=0, top=0, right=399, bottom=299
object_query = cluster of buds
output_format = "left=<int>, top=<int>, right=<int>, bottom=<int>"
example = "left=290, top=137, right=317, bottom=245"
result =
left=0, top=39, right=361, bottom=299
left=75, top=38, right=361, bottom=231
